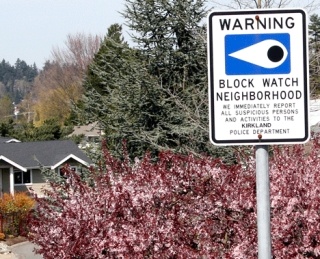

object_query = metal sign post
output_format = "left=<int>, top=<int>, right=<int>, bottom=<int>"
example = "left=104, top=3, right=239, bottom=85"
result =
left=257, top=3, right=271, bottom=255
left=256, top=145, right=271, bottom=258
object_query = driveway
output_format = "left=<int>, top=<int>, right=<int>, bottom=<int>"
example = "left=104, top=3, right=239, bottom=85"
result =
left=10, top=241, right=43, bottom=259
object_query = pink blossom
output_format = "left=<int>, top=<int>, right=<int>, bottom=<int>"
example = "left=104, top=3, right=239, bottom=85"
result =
left=27, top=134, right=320, bottom=258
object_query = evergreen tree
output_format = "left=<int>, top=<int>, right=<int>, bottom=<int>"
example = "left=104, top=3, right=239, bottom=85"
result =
left=123, top=0, right=207, bottom=89
left=85, top=24, right=128, bottom=95
left=0, top=59, right=38, bottom=104
left=0, top=59, right=14, bottom=86
left=0, top=118, right=14, bottom=137
left=81, top=24, right=164, bottom=157
left=80, top=1, right=235, bottom=160
left=10, top=119, right=70, bottom=141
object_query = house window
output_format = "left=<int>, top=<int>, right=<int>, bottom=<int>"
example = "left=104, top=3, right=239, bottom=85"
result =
left=14, top=169, right=31, bottom=185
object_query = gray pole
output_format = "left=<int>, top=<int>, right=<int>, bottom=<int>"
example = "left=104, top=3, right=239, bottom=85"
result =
left=255, top=145, right=272, bottom=258
left=254, top=2, right=271, bottom=256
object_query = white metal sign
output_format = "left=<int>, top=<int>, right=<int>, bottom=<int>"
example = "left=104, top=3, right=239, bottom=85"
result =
left=207, top=9, right=309, bottom=145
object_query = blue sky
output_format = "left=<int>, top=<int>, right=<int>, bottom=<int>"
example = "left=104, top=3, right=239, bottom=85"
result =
left=0, top=0, right=126, bottom=68
left=0, top=0, right=318, bottom=69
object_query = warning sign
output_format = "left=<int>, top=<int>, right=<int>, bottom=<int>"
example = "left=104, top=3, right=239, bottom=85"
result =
left=207, top=9, right=309, bottom=145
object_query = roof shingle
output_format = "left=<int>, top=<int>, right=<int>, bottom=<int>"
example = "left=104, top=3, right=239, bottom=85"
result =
left=0, top=140, right=92, bottom=168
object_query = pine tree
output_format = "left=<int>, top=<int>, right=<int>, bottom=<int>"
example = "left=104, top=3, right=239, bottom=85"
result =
left=123, top=0, right=207, bottom=89
left=123, top=0, right=235, bottom=159
left=81, top=24, right=165, bottom=157
left=80, top=2, right=235, bottom=160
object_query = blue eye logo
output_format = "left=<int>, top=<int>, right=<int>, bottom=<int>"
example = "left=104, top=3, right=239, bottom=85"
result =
left=225, top=33, right=291, bottom=75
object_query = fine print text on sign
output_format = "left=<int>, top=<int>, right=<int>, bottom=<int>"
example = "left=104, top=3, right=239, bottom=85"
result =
left=207, top=9, right=309, bottom=145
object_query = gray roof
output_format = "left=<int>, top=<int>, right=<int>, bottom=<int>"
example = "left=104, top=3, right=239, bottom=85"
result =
left=68, top=122, right=103, bottom=137
left=0, top=140, right=93, bottom=170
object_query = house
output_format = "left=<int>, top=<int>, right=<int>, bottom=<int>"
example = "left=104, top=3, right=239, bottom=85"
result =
left=0, top=139, right=93, bottom=196
left=68, top=122, right=104, bottom=147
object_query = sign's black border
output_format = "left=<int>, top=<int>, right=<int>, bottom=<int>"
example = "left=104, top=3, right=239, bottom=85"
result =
left=207, top=9, right=309, bottom=145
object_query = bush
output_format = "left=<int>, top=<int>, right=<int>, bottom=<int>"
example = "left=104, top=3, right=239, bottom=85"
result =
left=0, top=192, right=35, bottom=236
left=0, top=192, right=35, bottom=214
left=27, top=135, right=320, bottom=258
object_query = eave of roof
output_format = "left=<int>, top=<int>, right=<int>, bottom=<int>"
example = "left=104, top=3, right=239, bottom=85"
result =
left=51, top=154, right=90, bottom=170
left=0, top=155, right=26, bottom=172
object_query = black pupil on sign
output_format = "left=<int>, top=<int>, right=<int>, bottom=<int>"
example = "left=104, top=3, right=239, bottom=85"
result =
left=267, top=45, right=284, bottom=62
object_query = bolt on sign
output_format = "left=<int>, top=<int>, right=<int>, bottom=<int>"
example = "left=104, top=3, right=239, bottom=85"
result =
left=207, top=9, right=309, bottom=146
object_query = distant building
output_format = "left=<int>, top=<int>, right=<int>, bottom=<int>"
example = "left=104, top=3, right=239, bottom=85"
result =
left=68, top=122, right=104, bottom=149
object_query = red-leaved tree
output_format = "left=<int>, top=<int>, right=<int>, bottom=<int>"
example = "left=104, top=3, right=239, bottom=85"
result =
left=28, top=135, right=320, bottom=258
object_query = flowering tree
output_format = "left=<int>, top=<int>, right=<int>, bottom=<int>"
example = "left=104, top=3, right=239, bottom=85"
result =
left=28, top=135, right=320, bottom=258
left=270, top=138, right=320, bottom=258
